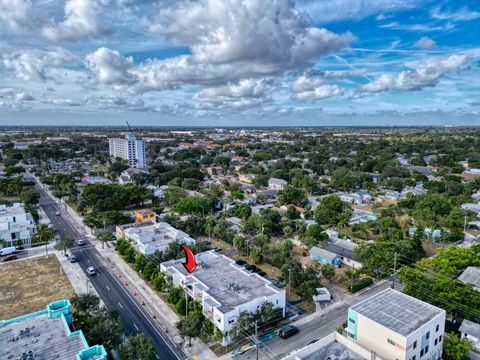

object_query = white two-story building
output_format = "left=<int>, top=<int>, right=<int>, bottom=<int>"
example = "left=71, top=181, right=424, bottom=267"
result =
left=0, top=203, right=37, bottom=248
left=161, top=251, right=286, bottom=344
left=346, top=288, right=446, bottom=360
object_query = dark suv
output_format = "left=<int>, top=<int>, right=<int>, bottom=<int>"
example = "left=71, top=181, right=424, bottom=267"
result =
left=279, top=325, right=299, bottom=339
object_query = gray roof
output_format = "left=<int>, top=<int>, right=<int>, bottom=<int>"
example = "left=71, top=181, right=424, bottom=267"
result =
left=460, top=319, right=480, bottom=339
left=163, top=251, right=281, bottom=313
left=298, top=339, right=365, bottom=360
left=322, top=243, right=355, bottom=260
left=0, top=313, right=89, bottom=360
left=458, top=267, right=480, bottom=289
left=350, top=288, right=444, bottom=336
left=309, top=247, right=339, bottom=261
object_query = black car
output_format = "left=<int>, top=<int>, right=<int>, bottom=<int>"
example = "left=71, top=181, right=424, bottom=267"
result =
left=257, top=271, right=267, bottom=277
left=244, top=264, right=255, bottom=271
left=251, top=266, right=261, bottom=273
left=235, top=260, right=247, bottom=266
left=279, top=326, right=299, bottom=339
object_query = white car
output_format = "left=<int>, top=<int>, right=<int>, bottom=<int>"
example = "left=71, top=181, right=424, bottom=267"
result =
left=86, top=267, right=96, bottom=275
left=55, top=211, right=61, bottom=216
left=76, top=239, right=86, bottom=246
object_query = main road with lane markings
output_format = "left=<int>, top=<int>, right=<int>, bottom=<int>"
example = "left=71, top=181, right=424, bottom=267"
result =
left=30, top=174, right=187, bottom=360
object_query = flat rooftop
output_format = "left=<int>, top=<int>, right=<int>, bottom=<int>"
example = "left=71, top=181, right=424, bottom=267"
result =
left=164, top=251, right=281, bottom=313
left=350, top=288, right=444, bottom=336
left=458, top=267, right=480, bottom=289
left=0, top=313, right=97, bottom=360
left=300, top=340, right=365, bottom=360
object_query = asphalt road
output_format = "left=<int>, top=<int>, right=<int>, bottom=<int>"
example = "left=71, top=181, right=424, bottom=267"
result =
left=33, top=179, right=187, bottom=360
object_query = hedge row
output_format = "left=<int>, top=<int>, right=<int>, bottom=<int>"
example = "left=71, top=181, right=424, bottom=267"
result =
left=348, top=277, right=373, bottom=293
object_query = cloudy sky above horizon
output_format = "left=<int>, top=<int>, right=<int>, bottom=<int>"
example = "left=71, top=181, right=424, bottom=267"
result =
left=0, top=0, right=479, bottom=126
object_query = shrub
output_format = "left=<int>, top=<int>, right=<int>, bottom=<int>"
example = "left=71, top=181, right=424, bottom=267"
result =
left=348, top=277, right=373, bottom=293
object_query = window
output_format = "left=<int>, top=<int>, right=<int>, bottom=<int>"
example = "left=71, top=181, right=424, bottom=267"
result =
left=436, top=324, right=439, bottom=332
left=413, top=341, right=417, bottom=349
left=349, top=318, right=356, bottom=324
left=388, top=339, right=396, bottom=346
left=426, top=331, right=430, bottom=339
left=425, top=346, right=429, bottom=354
left=434, top=338, right=438, bottom=346
left=439, top=335, right=442, bottom=342
left=420, top=349, right=424, bottom=357
left=276, top=299, right=278, bottom=304
left=412, top=356, right=416, bottom=360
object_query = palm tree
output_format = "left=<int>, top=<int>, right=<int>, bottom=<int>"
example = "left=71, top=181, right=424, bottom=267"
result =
left=34, top=224, right=56, bottom=257
left=97, top=230, right=115, bottom=249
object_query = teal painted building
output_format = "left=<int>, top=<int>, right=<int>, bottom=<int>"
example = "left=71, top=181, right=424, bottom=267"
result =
left=0, top=299, right=107, bottom=360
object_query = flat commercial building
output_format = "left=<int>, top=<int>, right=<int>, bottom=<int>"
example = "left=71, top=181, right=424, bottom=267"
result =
left=346, top=288, right=445, bottom=360
left=0, top=299, right=107, bottom=360
left=109, top=133, right=146, bottom=168
left=116, top=221, right=195, bottom=256
left=161, top=251, right=285, bottom=344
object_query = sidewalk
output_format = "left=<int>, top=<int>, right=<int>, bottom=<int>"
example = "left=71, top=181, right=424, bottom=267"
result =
left=97, top=243, right=219, bottom=360
left=55, top=250, right=103, bottom=304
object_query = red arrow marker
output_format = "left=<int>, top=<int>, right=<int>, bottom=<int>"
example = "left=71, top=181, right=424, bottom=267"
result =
left=181, top=244, right=197, bottom=273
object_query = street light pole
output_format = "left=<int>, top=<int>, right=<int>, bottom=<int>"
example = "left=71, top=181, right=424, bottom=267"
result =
left=288, top=268, right=292, bottom=298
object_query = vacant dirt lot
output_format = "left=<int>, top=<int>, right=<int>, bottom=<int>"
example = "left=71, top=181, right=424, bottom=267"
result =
left=0, top=255, right=75, bottom=319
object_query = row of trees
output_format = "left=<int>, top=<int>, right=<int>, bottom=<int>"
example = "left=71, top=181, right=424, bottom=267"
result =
left=71, top=293, right=157, bottom=360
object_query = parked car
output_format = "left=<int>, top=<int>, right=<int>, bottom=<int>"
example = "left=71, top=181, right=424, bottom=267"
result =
left=55, top=211, right=61, bottom=216
left=244, top=264, right=255, bottom=272
left=86, top=267, right=96, bottom=275
left=2, top=254, right=17, bottom=262
left=76, top=239, right=86, bottom=246
left=69, top=255, right=77, bottom=263
left=235, top=260, right=247, bottom=266
left=212, top=247, right=222, bottom=252
left=279, top=326, right=299, bottom=339
left=0, top=246, right=17, bottom=256
left=257, top=271, right=267, bottom=277
left=308, top=338, right=320, bottom=345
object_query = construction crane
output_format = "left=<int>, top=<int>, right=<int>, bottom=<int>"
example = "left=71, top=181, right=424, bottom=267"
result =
left=125, top=121, right=134, bottom=135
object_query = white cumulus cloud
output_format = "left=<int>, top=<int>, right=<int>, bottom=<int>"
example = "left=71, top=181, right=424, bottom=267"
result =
left=43, top=0, right=107, bottom=42
left=291, top=75, right=344, bottom=100
left=0, top=0, right=32, bottom=33
left=361, top=54, right=471, bottom=93
left=413, top=36, right=436, bottom=49
left=84, top=0, right=353, bottom=93
left=3, top=48, right=77, bottom=81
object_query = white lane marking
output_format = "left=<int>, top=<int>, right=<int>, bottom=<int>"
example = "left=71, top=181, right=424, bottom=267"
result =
left=105, top=285, right=110, bottom=291
left=118, top=302, right=123, bottom=309
left=134, top=323, right=139, bottom=331
left=108, top=273, right=182, bottom=360
left=86, top=258, right=91, bottom=263
left=155, top=355, right=160, bottom=359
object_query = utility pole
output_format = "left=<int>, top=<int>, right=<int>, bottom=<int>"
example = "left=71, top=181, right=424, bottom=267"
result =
left=392, top=252, right=397, bottom=289
left=464, top=214, right=467, bottom=233
left=288, top=268, right=292, bottom=298
left=185, top=288, right=188, bottom=318
left=255, top=321, right=259, bottom=360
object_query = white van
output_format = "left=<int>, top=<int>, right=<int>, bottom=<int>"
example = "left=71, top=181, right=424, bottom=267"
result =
left=0, top=247, right=17, bottom=256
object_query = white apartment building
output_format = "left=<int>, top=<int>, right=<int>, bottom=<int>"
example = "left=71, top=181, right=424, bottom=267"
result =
left=0, top=203, right=37, bottom=247
left=109, top=133, right=146, bottom=168
left=161, top=251, right=286, bottom=345
left=346, top=288, right=446, bottom=360
left=268, top=177, right=288, bottom=190
left=116, top=221, right=195, bottom=256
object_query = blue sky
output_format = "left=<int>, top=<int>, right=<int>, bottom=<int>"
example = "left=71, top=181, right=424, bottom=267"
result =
left=0, top=0, right=479, bottom=126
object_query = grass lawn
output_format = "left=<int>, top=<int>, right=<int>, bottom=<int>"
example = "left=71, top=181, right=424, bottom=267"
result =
left=0, top=255, right=75, bottom=319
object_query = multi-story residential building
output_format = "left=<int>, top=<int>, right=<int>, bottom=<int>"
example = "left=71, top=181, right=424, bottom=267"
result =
left=268, top=177, right=288, bottom=190
left=346, top=288, right=446, bottom=360
left=0, top=203, right=36, bottom=248
left=116, top=221, right=195, bottom=256
left=0, top=299, right=107, bottom=360
left=109, top=133, right=146, bottom=168
left=161, top=251, right=286, bottom=345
